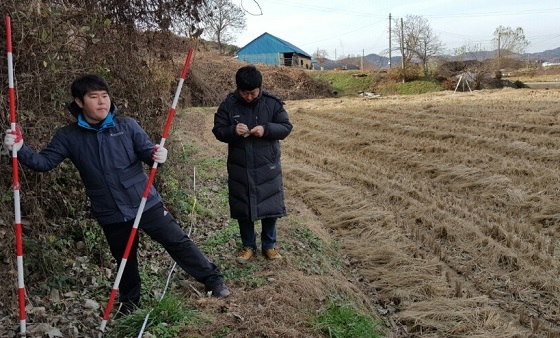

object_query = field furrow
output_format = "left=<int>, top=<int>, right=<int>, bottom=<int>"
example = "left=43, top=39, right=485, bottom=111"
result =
left=283, top=90, right=560, bottom=337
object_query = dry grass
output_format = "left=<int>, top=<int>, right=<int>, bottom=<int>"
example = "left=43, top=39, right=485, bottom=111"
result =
left=279, top=88, right=560, bottom=337
left=179, top=88, right=560, bottom=336
left=171, top=88, right=560, bottom=337
left=10, top=88, right=556, bottom=337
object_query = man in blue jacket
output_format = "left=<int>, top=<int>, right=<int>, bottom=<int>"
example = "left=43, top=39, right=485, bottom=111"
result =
left=212, top=65, right=293, bottom=264
left=4, top=74, right=230, bottom=317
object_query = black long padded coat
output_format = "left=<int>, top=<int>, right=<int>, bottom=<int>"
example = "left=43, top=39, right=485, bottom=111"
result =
left=212, top=89, right=293, bottom=222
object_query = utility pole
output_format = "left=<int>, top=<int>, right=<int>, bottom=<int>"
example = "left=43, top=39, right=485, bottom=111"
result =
left=497, top=31, right=501, bottom=69
left=361, top=49, right=364, bottom=71
left=400, top=17, right=405, bottom=83
left=388, top=13, right=392, bottom=68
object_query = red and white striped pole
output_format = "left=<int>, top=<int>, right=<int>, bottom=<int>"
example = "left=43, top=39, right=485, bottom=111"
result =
left=99, top=47, right=194, bottom=333
left=5, top=15, right=27, bottom=336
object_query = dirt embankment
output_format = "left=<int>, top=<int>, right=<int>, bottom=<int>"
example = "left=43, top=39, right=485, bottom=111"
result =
left=187, top=51, right=335, bottom=107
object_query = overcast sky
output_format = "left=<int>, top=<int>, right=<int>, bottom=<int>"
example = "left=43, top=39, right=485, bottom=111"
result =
left=233, top=0, right=560, bottom=58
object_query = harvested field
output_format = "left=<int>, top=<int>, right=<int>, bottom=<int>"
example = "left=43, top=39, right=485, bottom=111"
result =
left=182, top=88, right=560, bottom=337
left=280, top=89, right=560, bottom=337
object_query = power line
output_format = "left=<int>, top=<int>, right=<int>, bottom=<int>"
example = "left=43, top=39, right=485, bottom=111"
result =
left=419, top=7, right=560, bottom=19
left=298, top=18, right=387, bottom=56
left=240, top=0, right=264, bottom=16
left=257, top=0, right=560, bottom=19
left=237, top=1, right=560, bottom=56
left=264, top=0, right=384, bottom=18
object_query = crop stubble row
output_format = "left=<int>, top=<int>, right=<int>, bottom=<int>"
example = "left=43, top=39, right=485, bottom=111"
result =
left=282, top=90, right=560, bottom=336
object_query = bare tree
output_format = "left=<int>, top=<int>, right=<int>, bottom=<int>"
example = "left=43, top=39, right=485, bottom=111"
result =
left=392, top=15, right=444, bottom=75
left=417, top=26, right=444, bottom=75
left=452, top=43, right=486, bottom=61
left=312, top=49, right=329, bottom=61
left=201, top=0, right=246, bottom=54
left=493, top=26, right=530, bottom=57
left=80, top=0, right=204, bottom=32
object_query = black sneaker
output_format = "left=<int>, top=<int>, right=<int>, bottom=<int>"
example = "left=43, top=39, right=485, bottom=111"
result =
left=206, top=283, right=231, bottom=298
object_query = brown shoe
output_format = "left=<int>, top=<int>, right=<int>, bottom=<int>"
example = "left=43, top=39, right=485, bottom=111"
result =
left=236, top=247, right=255, bottom=264
left=263, top=248, right=282, bottom=260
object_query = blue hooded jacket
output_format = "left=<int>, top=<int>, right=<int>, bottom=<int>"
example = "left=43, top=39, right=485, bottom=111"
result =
left=16, top=102, right=162, bottom=225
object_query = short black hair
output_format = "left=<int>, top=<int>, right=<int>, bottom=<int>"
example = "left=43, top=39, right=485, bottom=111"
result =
left=235, top=65, right=262, bottom=90
left=71, top=74, right=110, bottom=101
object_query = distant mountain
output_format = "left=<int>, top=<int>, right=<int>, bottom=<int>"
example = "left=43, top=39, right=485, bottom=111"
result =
left=312, top=59, right=360, bottom=70
left=354, top=47, right=560, bottom=69
left=526, top=47, right=560, bottom=62
left=311, top=53, right=401, bottom=69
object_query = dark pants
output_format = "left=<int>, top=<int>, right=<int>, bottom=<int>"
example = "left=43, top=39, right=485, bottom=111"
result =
left=101, top=202, right=224, bottom=305
left=238, top=217, right=277, bottom=252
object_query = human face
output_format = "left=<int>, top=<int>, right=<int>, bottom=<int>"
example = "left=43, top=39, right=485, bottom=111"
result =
left=75, top=90, right=111, bottom=124
left=239, top=88, right=260, bottom=103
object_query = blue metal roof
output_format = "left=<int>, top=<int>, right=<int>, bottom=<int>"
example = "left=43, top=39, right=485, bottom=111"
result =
left=238, top=32, right=311, bottom=58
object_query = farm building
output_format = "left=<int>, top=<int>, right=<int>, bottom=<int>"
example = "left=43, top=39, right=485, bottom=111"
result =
left=237, top=32, right=313, bottom=69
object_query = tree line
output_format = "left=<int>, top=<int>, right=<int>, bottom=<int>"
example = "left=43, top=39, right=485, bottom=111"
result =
left=390, top=15, right=530, bottom=79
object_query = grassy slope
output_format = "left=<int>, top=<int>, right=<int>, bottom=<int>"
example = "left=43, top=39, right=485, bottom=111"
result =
left=308, top=70, right=381, bottom=96
left=307, top=70, right=445, bottom=96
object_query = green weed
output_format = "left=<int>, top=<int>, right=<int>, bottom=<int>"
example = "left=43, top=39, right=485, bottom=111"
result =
left=313, top=300, right=383, bottom=338
left=80, top=219, right=109, bottom=257
left=193, top=157, right=226, bottom=180
left=202, top=221, right=267, bottom=287
left=203, top=221, right=239, bottom=251
left=291, top=227, right=323, bottom=252
left=25, top=236, right=74, bottom=284
left=158, top=174, right=204, bottom=220
left=1, top=190, right=12, bottom=203
left=107, top=293, right=198, bottom=338
left=175, top=143, right=199, bottom=164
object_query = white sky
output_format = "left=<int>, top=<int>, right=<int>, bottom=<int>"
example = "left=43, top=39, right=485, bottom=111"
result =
left=233, top=0, right=560, bottom=58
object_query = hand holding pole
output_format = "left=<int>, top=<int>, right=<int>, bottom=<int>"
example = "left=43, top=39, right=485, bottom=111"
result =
left=5, top=15, right=27, bottom=336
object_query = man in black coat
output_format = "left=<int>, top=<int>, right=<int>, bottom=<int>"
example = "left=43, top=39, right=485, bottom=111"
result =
left=212, top=65, right=293, bottom=264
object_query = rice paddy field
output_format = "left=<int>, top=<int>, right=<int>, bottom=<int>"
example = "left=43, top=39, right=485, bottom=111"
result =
left=280, top=88, right=560, bottom=337
left=181, top=88, right=560, bottom=337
